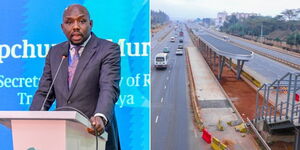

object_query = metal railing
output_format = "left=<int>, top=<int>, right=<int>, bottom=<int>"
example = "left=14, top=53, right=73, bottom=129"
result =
left=255, top=72, right=300, bottom=125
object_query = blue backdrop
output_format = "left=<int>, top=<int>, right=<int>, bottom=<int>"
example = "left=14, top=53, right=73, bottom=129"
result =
left=0, top=1, right=150, bottom=150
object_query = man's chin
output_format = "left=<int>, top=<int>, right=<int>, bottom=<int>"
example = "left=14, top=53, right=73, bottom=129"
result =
left=70, top=40, right=83, bottom=45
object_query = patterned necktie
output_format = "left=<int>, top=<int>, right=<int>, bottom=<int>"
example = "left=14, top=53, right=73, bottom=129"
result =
left=68, top=46, right=81, bottom=88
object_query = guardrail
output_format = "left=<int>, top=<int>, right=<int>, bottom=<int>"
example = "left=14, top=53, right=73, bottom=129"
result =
left=255, top=72, right=300, bottom=124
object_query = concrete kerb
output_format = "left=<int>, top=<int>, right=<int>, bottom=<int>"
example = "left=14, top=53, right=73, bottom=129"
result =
left=152, top=25, right=174, bottom=51
left=206, top=27, right=300, bottom=58
left=185, top=48, right=204, bottom=131
left=158, top=27, right=174, bottom=42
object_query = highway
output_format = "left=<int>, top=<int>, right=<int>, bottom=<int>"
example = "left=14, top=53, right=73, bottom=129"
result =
left=151, top=24, right=205, bottom=150
left=188, top=23, right=299, bottom=83
left=230, top=38, right=300, bottom=65
left=151, top=22, right=299, bottom=149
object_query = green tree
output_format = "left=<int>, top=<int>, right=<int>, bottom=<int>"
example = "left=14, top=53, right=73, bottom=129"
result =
left=220, top=10, right=300, bottom=43
left=281, top=9, right=299, bottom=21
left=287, top=33, right=300, bottom=45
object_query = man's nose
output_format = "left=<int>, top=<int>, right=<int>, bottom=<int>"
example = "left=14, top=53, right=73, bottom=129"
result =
left=72, top=21, right=80, bottom=30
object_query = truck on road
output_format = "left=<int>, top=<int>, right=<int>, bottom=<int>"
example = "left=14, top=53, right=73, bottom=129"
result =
left=154, top=53, right=168, bottom=69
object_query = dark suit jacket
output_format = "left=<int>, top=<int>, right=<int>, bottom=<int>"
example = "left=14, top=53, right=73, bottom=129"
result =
left=30, top=33, right=121, bottom=150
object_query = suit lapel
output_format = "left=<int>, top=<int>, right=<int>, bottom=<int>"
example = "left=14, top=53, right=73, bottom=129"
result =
left=59, top=43, right=70, bottom=97
left=67, top=34, right=97, bottom=100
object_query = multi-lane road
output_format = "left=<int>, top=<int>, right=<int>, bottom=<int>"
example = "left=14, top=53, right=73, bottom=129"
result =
left=151, top=24, right=205, bottom=150
left=151, top=22, right=299, bottom=150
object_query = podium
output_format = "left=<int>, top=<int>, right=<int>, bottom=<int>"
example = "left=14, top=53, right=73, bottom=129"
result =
left=0, top=111, right=107, bottom=150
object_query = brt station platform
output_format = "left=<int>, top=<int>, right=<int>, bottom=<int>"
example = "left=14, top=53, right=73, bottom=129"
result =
left=185, top=28, right=261, bottom=149
left=186, top=26, right=300, bottom=149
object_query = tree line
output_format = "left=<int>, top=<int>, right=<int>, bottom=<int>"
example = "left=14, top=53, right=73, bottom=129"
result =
left=151, top=10, right=169, bottom=26
left=220, top=9, right=300, bottom=45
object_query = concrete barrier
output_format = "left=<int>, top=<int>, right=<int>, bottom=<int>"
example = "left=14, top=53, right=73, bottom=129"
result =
left=211, top=137, right=228, bottom=150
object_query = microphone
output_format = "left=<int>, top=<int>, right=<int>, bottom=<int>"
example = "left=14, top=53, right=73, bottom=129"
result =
left=40, top=51, right=68, bottom=110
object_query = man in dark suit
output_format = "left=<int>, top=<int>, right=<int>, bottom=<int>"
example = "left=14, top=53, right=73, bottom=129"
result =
left=30, top=4, right=121, bottom=150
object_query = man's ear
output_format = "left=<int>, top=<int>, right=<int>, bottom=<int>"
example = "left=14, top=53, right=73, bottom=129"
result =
left=90, top=20, right=93, bottom=28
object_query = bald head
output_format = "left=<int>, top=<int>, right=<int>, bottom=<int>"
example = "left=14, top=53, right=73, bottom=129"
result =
left=63, top=4, right=90, bottom=21
left=61, top=4, right=93, bottom=45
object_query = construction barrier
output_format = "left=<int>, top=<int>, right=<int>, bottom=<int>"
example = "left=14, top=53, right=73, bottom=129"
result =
left=227, top=119, right=242, bottom=126
left=241, top=71, right=261, bottom=87
left=217, top=120, right=224, bottom=131
left=296, top=93, right=299, bottom=102
left=211, top=137, right=228, bottom=150
left=234, top=123, right=247, bottom=133
left=202, top=128, right=212, bottom=144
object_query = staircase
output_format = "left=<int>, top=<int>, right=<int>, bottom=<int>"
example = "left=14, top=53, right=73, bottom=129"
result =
left=253, top=72, right=300, bottom=147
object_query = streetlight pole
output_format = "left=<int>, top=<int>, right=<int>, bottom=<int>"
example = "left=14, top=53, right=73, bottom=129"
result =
left=295, top=32, right=299, bottom=52
left=295, top=32, right=297, bottom=46
left=260, top=24, right=263, bottom=43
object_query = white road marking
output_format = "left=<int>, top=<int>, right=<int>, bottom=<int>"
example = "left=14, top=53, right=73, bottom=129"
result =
left=167, top=77, right=169, bottom=80
left=194, top=129, right=198, bottom=138
left=161, top=97, right=164, bottom=103
left=155, top=115, right=159, bottom=123
left=164, top=85, right=167, bottom=89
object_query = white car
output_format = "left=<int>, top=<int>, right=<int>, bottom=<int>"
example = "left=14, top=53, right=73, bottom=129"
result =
left=170, top=37, right=175, bottom=42
left=176, top=49, right=183, bottom=55
left=222, top=36, right=230, bottom=42
left=177, top=44, right=183, bottom=49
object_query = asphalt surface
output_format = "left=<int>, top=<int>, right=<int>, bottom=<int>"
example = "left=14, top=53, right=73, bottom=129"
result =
left=151, top=25, right=204, bottom=150
left=188, top=23, right=299, bottom=83
left=230, top=38, right=300, bottom=65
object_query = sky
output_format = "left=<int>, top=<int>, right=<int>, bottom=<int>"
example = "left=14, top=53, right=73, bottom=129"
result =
left=151, top=0, right=300, bottom=20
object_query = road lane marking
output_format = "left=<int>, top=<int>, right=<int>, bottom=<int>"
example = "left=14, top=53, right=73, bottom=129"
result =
left=161, top=97, right=164, bottom=103
left=164, top=85, right=167, bottom=89
left=169, top=70, right=171, bottom=73
left=155, top=115, right=159, bottom=123
left=167, top=77, right=169, bottom=80
left=194, top=129, right=198, bottom=138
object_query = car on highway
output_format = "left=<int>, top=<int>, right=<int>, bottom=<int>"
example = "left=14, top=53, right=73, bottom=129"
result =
left=163, top=47, right=170, bottom=53
left=222, top=35, right=230, bottom=42
left=170, top=37, right=175, bottom=42
left=179, top=38, right=183, bottom=43
left=176, top=49, right=183, bottom=55
left=154, top=53, right=168, bottom=69
left=178, top=44, right=183, bottom=49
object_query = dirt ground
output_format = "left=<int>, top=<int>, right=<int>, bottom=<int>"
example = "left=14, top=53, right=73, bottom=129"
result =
left=202, top=54, right=294, bottom=150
